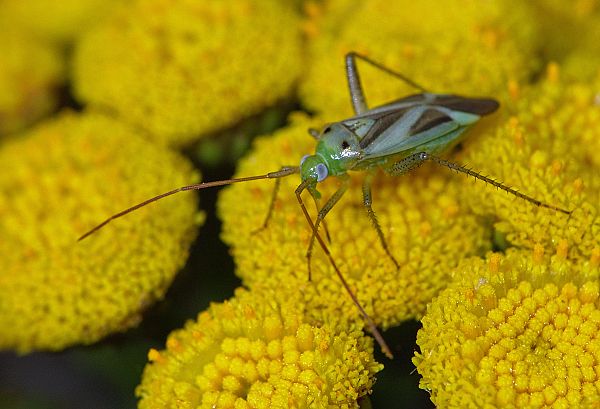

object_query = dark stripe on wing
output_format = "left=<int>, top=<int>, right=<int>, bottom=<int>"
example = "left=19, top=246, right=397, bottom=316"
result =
left=358, top=108, right=412, bottom=149
left=408, top=108, right=454, bottom=136
left=374, top=93, right=428, bottom=109
left=433, top=95, right=499, bottom=116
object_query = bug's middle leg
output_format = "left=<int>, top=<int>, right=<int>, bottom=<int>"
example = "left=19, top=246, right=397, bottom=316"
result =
left=362, top=171, right=400, bottom=270
left=306, top=175, right=350, bottom=280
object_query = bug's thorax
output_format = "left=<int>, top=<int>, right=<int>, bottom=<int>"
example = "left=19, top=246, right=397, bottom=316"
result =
left=314, top=122, right=362, bottom=174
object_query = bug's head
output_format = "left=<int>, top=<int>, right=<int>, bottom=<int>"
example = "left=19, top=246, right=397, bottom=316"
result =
left=299, top=154, right=329, bottom=199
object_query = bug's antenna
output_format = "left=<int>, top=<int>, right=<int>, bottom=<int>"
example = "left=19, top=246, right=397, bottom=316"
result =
left=421, top=153, right=572, bottom=215
left=295, top=179, right=393, bottom=359
left=78, top=166, right=299, bottom=241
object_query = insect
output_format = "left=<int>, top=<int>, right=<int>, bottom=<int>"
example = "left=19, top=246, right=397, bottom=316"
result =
left=79, top=52, right=571, bottom=358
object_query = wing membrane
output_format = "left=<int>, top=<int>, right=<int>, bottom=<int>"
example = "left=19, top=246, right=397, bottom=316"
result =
left=349, top=93, right=497, bottom=161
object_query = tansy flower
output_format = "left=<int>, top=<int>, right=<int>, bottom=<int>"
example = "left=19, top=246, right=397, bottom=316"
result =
left=0, top=29, right=64, bottom=136
left=0, top=111, right=201, bottom=353
left=0, top=0, right=123, bottom=45
left=136, top=287, right=382, bottom=409
left=414, top=247, right=600, bottom=408
left=532, top=0, right=600, bottom=80
left=73, top=0, right=303, bottom=147
left=458, top=66, right=599, bottom=264
left=218, top=113, right=491, bottom=333
left=300, top=0, right=541, bottom=118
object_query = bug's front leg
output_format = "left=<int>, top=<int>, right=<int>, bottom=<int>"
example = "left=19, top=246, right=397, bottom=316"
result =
left=306, top=174, right=350, bottom=280
left=362, top=172, right=400, bottom=270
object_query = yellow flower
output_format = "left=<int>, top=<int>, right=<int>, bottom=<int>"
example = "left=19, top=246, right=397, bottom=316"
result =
left=136, top=287, right=382, bottom=409
left=73, top=0, right=303, bottom=147
left=0, top=111, right=201, bottom=353
left=218, top=113, right=490, bottom=333
left=0, top=0, right=123, bottom=44
left=459, top=68, right=599, bottom=264
left=414, top=247, right=600, bottom=408
left=0, top=29, right=64, bottom=136
left=532, top=0, right=600, bottom=80
left=300, top=0, right=540, bottom=117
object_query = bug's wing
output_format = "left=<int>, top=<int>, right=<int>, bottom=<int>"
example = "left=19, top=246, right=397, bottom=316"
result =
left=351, top=94, right=498, bottom=160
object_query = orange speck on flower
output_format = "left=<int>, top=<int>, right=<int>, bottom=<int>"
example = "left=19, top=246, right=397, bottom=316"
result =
left=547, top=62, right=561, bottom=82
left=533, top=244, right=546, bottom=264
left=573, top=178, right=584, bottom=193
left=557, top=239, right=569, bottom=259
left=148, top=348, right=163, bottom=363
left=489, top=253, right=502, bottom=273
left=552, top=159, right=564, bottom=175
left=591, top=248, right=600, bottom=267
left=508, top=79, right=521, bottom=100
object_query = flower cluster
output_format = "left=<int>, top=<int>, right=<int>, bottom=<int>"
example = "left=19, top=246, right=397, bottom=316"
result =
left=0, top=0, right=124, bottom=44
left=2, top=0, right=599, bottom=407
left=532, top=0, right=600, bottom=79
left=414, top=247, right=600, bottom=408
left=0, top=112, right=200, bottom=352
left=73, top=0, right=303, bottom=147
left=136, top=287, right=382, bottom=408
left=459, top=68, right=599, bottom=264
left=0, top=29, right=64, bottom=136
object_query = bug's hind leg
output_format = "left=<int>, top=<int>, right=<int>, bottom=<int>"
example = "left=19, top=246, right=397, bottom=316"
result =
left=345, top=52, right=429, bottom=115
left=306, top=175, right=350, bottom=280
left=362, top=172, right=400, bottom=270
left=389, top=152, right=572, bottom=215
left=387, top=152, right=428, bottom=176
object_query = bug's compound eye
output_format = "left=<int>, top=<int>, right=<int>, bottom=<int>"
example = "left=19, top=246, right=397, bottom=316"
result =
left=300, top=154, right=329, bottom=183
left=316, top=163, right=328, bottom=182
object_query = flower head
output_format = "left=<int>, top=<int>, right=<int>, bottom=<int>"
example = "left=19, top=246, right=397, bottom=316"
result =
left=301, top=0, right=540, bottom=117
left=532, top=0, right=600, bottom=80
left=136, top=287, right=382, bottom=408
left=0, top=111, right=200, bottom=352
left=218, top=114, right=490, bottom=332
left=414, top=247, right=600, bottom=408
left=0, top=0, right=122, bottom=44
left=459, top=69, right=599, bottom=264
left=0, top=29, right=64, bottom=136
left=73, top=0, right=302, bottom=147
